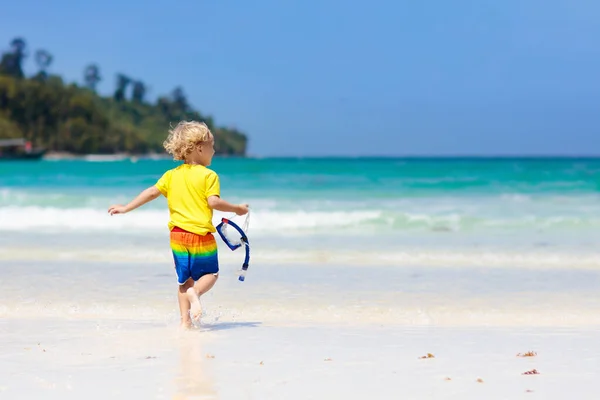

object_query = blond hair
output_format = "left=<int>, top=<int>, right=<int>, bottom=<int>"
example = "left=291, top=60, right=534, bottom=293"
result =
left=163, top=121, right=213, bottom=160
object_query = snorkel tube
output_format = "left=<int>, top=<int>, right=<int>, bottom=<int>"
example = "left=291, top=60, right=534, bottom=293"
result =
left=216, top=218, right=250, bottom=281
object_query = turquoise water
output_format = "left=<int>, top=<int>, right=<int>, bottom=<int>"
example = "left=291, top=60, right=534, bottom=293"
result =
left=1, top=157, right=600, bottom=271
left=3, top=157, right=600, bottom=195
left=1, top=157, right=599, bottom=235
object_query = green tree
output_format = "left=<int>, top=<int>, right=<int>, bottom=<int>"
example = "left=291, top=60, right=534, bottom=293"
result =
left=34, top=49, right=53, bottom=81
left=114, top=73, right=131, bottom=102
left=84, top=64, right=101, bottom=91
left=132, top=80, right=146, bottom=103
left=171, top=86, right=189, bottom=113
left=0, top=37, right=27, bottom=78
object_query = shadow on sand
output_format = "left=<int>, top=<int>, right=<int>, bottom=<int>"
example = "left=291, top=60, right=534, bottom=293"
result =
left=198, top=321, right=262, bottom=332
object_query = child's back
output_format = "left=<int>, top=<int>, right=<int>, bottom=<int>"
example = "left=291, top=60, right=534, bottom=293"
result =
left=156, top=163, right=220, bottom=235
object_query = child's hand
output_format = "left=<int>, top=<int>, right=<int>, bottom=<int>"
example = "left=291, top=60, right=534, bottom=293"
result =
left=108, top=204, right=128, bottom=215
left=236, top=204, right=249, bottom=216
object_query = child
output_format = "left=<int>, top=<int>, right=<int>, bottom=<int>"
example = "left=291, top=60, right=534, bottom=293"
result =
left=107, top=121, right=249, bottom=329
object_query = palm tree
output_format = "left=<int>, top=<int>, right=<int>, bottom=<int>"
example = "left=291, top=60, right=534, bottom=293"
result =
left=84, top=64, right=102, bottom=91
left=114, top=73, right=131, bottom=102
left=34, top=49, right=53, bottom=80
left=132, top=80, right=146, bottom=103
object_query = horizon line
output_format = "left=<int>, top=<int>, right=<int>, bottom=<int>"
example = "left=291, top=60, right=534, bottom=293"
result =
left=244, top=154, right=600, bottom=159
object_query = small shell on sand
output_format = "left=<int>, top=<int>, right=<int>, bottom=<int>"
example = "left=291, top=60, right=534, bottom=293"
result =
left=517, top=351, right=537, bottom=357
left=522, top=369, right=540, bottom=375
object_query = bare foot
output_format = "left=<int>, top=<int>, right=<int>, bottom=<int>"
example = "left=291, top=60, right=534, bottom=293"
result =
left=180, top=321, right=193, bottom=330
left=186, top=287, right=202, bottom=323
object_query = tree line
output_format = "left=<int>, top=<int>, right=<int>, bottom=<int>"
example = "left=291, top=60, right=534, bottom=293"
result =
left=0, top=37, right=248, bottom=155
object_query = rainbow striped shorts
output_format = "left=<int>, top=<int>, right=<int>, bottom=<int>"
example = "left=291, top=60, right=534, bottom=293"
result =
left=170, top=227, right=219, bottom=285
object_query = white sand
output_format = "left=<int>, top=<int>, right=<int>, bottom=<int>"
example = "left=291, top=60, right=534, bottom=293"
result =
left=2, top=315, right=599, bottom=400
left=2, top=247, right=600, bottom=399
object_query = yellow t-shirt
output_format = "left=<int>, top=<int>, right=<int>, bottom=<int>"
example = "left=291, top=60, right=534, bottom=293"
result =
left=154, top=164, right=221, bottom=235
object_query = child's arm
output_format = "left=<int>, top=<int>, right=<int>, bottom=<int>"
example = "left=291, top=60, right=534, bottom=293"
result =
left=208, top=196, right=249, bottom=215
left=108, top=186, right=161, bottom=215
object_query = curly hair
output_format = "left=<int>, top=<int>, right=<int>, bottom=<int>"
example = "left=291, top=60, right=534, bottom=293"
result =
left=163, top=121, right=213, bottom=160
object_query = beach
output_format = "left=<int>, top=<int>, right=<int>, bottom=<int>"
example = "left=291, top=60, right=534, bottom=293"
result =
left=1, top=157, right=600, bottom=399
left=2, top=255, right=600, bottom=399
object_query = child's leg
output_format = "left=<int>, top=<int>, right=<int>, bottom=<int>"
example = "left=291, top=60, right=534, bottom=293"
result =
left=186, top=232, right=219, bottom=323
left=187, top=273, right=218, bottom=321
left=178, top=279, right=194, bottom=329
left=170, top=229, right=195, bottom=329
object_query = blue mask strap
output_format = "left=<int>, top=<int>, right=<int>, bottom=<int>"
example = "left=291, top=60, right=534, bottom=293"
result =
left=216, top=218, right=251, bottom=281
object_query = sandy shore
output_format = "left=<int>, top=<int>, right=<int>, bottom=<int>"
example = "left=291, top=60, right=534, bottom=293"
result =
left=2, top=317, right=599, bottom=400
left=2, top=241, right=599, bottom=399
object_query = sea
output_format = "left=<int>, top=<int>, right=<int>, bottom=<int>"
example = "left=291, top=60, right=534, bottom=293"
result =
left=1, top=157, right=600, bottom=326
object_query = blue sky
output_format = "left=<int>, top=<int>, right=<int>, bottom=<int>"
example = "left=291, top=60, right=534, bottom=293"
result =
left=1, top=0, right=599, bottom=156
